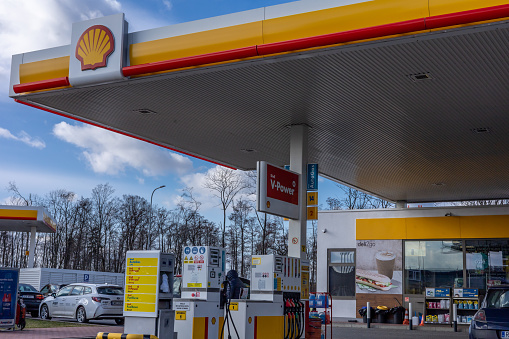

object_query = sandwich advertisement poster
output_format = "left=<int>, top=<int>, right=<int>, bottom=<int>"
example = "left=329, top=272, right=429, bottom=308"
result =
left=356, top=240, right=402, bottom=294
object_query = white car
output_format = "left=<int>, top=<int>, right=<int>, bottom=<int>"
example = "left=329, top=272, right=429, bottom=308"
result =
left=39, top=283, right=124, bottom=324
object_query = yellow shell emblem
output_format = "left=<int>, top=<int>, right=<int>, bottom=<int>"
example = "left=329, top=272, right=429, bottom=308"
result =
left=75, top=25, right=115, bottom=71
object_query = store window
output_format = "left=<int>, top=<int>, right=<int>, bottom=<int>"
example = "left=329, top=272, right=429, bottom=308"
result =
left=404, top=240, right=463, bottom=294
left=465, top=239, right=509, bottom=296
left=328, top=249, right=356, bottom=298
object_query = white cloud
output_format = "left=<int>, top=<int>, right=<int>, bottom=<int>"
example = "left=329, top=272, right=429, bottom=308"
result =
left=52, top=122, right=193, bottom=176
left=0, top=127, right=45, bottom=149
left=163, top=0, right=173, bottom=11
left=175, top=166, right=254, bottom=213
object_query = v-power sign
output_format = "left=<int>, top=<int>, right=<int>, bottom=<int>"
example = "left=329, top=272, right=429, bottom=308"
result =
left=256, top=161, right=300, bottom=219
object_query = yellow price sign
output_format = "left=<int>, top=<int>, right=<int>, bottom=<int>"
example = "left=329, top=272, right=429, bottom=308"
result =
left=124, top=302, right=156, bottom=313
left=126, top=284, right=157, bottom=294
left=307, top=206, right=318, bottom=220
left=126, top=275, right=157, bottom=285
left=307, top=192, right=318, bottom=206
left=127, top=257, right=158, bottom=267
left=125, top=294, right=156, bottom=304
left=176, top=311, right=186, bottom=320
left=229, top=302, right=239, bottom=311
left=127, top=266, right=157, bottom=275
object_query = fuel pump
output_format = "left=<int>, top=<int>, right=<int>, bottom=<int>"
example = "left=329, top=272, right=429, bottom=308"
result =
left=123, top=250, right=175, bottom=339
left=173, top=246, right=226, bottom=339
left=223, top=254, right=305, bottom=339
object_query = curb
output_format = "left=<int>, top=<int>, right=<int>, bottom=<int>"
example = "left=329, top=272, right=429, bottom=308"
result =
left=331, top=322, right=470, bottom=332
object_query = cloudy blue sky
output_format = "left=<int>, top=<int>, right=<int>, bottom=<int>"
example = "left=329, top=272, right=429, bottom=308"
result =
left=0, top=0, right=343, bottom=223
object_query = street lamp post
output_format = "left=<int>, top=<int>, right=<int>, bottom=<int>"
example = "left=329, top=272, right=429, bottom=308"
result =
left=149, top=185, right=166, bottom=249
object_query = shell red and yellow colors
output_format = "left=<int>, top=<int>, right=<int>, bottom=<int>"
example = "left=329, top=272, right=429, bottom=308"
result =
left=75, top=25, right=115, bottom=71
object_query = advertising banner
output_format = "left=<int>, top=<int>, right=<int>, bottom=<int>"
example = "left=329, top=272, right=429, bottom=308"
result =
left=355, top=240, right=402, bottom=294
left=0, top=268, right=19, bottom=327
left=257, top=161, right=300, bottom=219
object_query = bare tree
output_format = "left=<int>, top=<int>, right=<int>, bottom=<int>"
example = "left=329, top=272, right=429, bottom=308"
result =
left=326, top=184, right=393, bottom=210
left=307, top=220, right=318, bottom=292
left=204, top=167, right=247, bottom=247
left=228, top=198, right=254, bottom=276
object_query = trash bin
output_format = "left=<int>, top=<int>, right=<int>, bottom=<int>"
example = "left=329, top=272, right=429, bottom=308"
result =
left=375, top=306, right=389, bottom=323
left=388, top=306, right=405, bottom=324
left=358, top=306, right=375, bottom=323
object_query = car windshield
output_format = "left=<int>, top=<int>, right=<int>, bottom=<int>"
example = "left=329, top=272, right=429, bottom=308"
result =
left=19, top=284, right=37, bottom=292
left=485, top=288, right=509, bottom=308
left=97, top=286, right=123, bottom=295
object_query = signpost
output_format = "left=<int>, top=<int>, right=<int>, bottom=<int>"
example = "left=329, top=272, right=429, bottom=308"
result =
left=257, top=161, right=300, bottom=219
left=0, top=268, right=19, bottom=328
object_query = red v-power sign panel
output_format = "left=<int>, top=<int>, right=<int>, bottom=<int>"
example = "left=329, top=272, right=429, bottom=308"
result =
left=257, top=161, right=300, bottom=220
left=267, top=164, right=299, bottom=205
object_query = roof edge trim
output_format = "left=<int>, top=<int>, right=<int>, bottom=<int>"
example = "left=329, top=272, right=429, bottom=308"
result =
left=14, top=99, right=237, bottom=171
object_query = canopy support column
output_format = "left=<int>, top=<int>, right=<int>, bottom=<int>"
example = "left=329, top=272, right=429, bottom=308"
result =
left=396, top=201, right=407, bottom=208
left=288, top=124, right=308, bottom=260
left=27, top=226, right=36, bottom=268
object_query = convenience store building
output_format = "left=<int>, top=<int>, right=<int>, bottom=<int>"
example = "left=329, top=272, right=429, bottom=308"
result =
left=317, top=205, right=509, bottom=319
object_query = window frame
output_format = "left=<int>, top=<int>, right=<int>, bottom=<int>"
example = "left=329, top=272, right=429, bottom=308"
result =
left=327, top=248, right=356, bottom=300
left=70, top=286, right=85, bottom=295
left=56, top=285, right=74, bottom=297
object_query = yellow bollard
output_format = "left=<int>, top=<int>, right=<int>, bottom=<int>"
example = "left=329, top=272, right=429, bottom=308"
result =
left=96, top=333, right=159, bottom=339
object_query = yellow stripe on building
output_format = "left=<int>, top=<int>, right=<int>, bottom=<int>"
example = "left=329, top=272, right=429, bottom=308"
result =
left=0, top=209, right=37, bottom=219
left=429, top=0, right=509, bottom=17
left=130, top=22, right=263, bottom=65
left=19, top=56, right=69, bottom=84
left=357, top=215, right=509, bottom=240
left=263, top=0, right=429, bottom=44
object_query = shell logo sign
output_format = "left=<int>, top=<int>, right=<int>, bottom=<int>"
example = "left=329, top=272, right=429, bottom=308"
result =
left=75, top=25, right=115, bottom=71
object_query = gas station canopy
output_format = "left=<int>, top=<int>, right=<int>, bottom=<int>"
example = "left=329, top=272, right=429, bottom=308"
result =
left=0, top=206, right=57, bottom=233
left=9, top=0, right=509, bottom=203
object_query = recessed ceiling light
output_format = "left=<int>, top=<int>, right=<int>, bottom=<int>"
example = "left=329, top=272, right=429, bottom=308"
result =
left=133, top=108, right=157, bottom=115
left=471, top=127, right=491, bottom=134
left=408, top=72, right=433, bottom=82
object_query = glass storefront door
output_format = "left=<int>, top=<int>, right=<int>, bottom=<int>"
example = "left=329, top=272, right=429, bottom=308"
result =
left=404, top=240, right=464, bottom=295
left=465, top=240, right=509, bottom=295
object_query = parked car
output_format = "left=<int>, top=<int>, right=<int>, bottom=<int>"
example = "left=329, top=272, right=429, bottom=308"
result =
left=39, top=283, right=124, bottom=324
left=40, top=283, right=67, bottom=297
left=18, top=283, right=44, bottom=317
left=469, top=285, right=509, bottom=339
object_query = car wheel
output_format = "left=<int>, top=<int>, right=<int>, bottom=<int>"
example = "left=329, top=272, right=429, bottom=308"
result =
left=115, top=318, right=124, bottom=325
left=76, top=306, right=89, bottom=323
left=31, top=311, right=39, bottom=318
left=40, top=304, right=51, bottom=320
